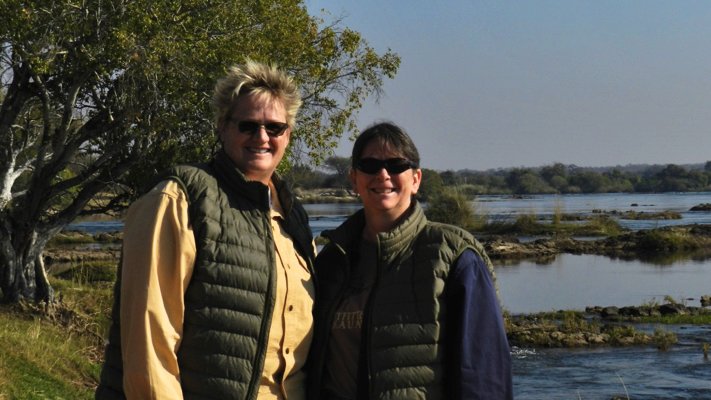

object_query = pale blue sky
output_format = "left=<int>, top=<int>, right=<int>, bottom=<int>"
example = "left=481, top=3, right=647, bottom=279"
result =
left=305, top=0, right=711, bottom=171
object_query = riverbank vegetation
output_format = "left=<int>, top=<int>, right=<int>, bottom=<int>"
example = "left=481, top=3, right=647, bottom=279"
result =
left=291, top=157, right=711, bottom=195
left=507, top=300, right=711, bottom=349
left=2, top=214, right=710, bottom=396
left=0, top=277, right=111, bottom=398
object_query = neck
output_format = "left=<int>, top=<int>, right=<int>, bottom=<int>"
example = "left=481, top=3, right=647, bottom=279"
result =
left=362, top=205, right=412, bottom=241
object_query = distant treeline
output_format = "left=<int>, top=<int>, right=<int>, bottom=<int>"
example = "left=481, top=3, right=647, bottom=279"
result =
left=286, top=158, right=711, bottom=198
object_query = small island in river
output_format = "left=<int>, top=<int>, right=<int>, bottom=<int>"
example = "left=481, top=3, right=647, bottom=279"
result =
left=46, top=201, right=711, bottom=351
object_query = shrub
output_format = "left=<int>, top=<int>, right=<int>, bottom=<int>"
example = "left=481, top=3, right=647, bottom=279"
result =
left=425, top=189, right=486, bottom=231
left=652, top=327, right=677, bottom=351
left=636, top=230, right=699, bottom=252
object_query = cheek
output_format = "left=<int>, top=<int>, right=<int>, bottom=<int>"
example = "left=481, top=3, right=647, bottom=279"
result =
left=354, top=176, right=369, bottom=194
left=218, top=129, right=229, bottom=145
left=411, top=179, right=421, bottom=194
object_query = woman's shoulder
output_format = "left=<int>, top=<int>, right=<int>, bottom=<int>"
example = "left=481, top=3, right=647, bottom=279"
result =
left=422, top=220, right=475, bottom=243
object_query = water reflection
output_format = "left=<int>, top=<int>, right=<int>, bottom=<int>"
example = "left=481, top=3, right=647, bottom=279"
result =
left=496, top=254, right=711, bottom=314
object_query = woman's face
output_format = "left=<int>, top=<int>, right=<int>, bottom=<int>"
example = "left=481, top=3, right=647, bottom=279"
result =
left=350, top=140, right=422, bottom=223
left=218, top=92, right=290, bottom=185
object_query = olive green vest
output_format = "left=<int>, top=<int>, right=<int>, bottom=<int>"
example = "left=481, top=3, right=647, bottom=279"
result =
left=309, top=203, right=493, bottom=399
left=96, top=151, right=314, bottom=400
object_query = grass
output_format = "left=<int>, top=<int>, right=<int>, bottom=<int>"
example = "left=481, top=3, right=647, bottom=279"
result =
left=638, top=314, right=711, bottom=324
left=0, top=274, right=113, bottom=399
left=0, top=306, right=101, bottom=399
left=505, top=304, right=703, bottom=349
left=652, top=327, right=677, bottom=351
left=481, top=213, right=624, bottom=237
left=619, top=210, right=682, bottom=220
left=635, top=229, right=701, bottom=252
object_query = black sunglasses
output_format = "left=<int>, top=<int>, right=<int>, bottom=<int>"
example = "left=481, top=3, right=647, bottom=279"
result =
left=231, top=120, right=289, bottom=137
left=355, top=157, right=417, bottom=175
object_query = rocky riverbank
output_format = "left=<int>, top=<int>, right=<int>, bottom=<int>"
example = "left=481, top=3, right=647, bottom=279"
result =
left=507, top=300, right=711, bottom=349
left=482, top=224, right=711, bottom=261
left=46, top=223, right=711, bottom=349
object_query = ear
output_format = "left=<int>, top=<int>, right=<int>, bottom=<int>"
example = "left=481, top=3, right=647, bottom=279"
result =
left=216, top=120, right=227, bottom=144
left=349, top=168, right=358, bottom=192
left=411, top=168, right=422, bottom=195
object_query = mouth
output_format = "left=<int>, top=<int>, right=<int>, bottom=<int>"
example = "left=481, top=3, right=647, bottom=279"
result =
left=371, top=187, right=397, bottom=194
left=247, top=147, right=271, bottom=154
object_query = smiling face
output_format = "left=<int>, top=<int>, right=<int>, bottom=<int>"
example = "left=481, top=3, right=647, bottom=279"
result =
left=351, top=139, right=422, bottom=230
left=218, top=92, right=290, bottom=184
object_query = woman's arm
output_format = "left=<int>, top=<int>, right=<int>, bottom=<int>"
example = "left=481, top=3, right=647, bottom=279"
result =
left=120, top=180, right=196, bottom=399
left=446, top=249, right=513, bottom=400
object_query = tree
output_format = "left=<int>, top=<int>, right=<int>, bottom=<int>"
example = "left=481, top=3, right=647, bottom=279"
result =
left=418, top=168, right=444, bottom=202
left=284, top=164, right=326, bottom=190
left=0, top=0, right=400, bottom=303
left=505, top=168, right=554, bottom=194
left=540, top=163, right=569, bottom=193
left=323, top=155, right=351, bottom=188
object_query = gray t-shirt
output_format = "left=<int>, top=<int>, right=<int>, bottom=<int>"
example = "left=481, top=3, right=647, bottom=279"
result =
left=322, top=239, right=378, bottom=399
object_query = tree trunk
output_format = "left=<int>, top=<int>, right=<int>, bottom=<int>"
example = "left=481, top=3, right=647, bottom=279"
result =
left=34, top=254, right=54, bottom=303
left=0, top=232, right=54, bottom=304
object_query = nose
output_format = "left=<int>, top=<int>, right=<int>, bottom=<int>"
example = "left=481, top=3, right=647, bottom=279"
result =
left=252, top=125, right=270, bottom=141
left=375, top=167, right=390, bottom=179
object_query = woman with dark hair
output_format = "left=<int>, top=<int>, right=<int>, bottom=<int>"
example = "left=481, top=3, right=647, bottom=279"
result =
left=308, top=122, right=512, bottom=399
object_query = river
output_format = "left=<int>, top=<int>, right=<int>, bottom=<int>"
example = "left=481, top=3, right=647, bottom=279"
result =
left=304, top=192, right=711, bottom=399
left=68, top=192, right=711, bottom=399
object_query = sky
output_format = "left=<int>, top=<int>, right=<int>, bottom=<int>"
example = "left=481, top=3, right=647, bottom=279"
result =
left=304, top=0, right=711, bottom=171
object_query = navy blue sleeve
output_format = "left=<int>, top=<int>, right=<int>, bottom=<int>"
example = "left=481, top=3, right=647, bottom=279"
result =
left=446, top=249, right=513, bottom=400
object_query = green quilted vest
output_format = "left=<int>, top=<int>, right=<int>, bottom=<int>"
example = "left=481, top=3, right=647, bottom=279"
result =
left=309, top=203, right=493, bottom=399
left=96, top=151, right=314, bottom=400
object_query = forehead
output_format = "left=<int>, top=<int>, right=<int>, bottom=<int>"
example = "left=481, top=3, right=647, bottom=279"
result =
left=231, top=92, right=285, bottom=117
left=360, top=138, right=404, bottom=158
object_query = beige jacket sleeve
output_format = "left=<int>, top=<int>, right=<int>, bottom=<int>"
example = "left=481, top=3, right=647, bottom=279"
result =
left=120, top=180, right=196, bottom=400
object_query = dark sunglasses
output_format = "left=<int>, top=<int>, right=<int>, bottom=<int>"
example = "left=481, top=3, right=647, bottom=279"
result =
left=231, top=120, right=289, bottom=137
left=355, top=158, right=417, bottom=175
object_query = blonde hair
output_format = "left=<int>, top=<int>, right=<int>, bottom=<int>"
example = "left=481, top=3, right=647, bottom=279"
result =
left=212, top=60, right=302, bottom=128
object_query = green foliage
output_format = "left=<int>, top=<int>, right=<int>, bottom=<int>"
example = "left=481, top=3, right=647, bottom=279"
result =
left=0, top=270, right=112, bottom=397
left=580, top=215, right=624, bottom=236
left=285, top=164, right=328, bottom=190
left=636, top=230, right=699, bottom=252
left=322, top=156, right=352, bottom=188
left=54, top=261, right=117, bottom=285
left=604, top=325, right=639, bottom=345
left=652, top=327, right=677, bottom=351
left=272, top=161, right=711, bottom=196
left=620, top=211, right=682, bottom=220
left=1, top=0, right=400, bottom=302
left=639, top=313, right=711, bottom=324
left=425, top=189, right=486, bottom=231
left=506, top=168, right=556, bottom=194
left=418, top=168, right=444, bottom=202
left=560, top=311, right=596, bottom=334
left=0, top=304, right=105, bottom=398
left=482, top=213, right=623, bottom=236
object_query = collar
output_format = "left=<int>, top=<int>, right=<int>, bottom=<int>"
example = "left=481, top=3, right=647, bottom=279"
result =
left=325, top=202, right=427, bottom=260
left=212, top=149, right=293, bottom=215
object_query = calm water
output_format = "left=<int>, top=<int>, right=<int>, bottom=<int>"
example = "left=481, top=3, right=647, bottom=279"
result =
left=475, top=192, right=711, bottom=230
left=496, top=254, right=711, bottom=314
left=305, top=194, right=711, bottom=399
left=302, top=192, right=711, bottom=231
left=68, top=192, right=711, bottom=399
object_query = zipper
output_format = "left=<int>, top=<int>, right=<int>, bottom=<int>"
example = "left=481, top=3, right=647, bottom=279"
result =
left=362, top=237, right=383, bottom=399
left=246, top=215, right=276, bottom=400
